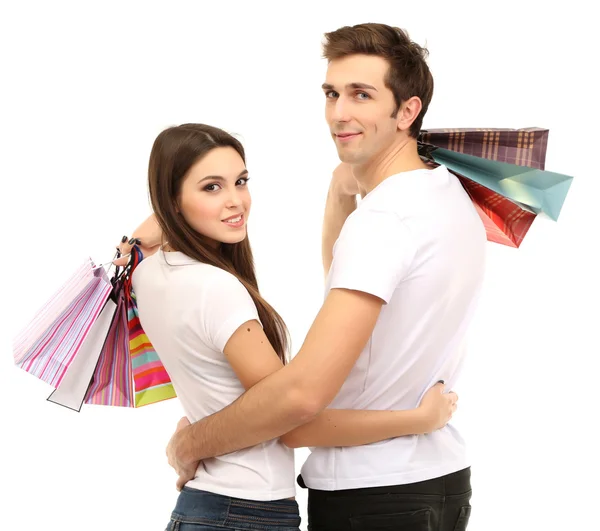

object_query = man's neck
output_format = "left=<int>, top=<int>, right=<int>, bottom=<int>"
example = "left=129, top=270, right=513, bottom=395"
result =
left=353, top=136, right=429, bottom=196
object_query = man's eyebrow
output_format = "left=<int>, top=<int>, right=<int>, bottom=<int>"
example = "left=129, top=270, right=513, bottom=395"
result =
left=321, top=82, right=378, bottom=91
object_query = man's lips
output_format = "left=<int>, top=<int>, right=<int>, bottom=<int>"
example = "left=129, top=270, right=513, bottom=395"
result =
left=335, top=132, right=362, bottom=142
left=335, top=132, right=361, bottom=137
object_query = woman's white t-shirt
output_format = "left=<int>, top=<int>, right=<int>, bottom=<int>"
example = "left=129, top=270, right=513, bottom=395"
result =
left=132, top=250, right=295, bottom=501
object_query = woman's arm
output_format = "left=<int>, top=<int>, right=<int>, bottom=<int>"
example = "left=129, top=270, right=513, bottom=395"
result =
left=280, top=382, right=455, bottom=448
left=223, top=320, right=456, bottom=449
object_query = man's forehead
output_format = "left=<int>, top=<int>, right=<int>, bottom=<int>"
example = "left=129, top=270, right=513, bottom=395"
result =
left=324, top=54, right=389, bottom=87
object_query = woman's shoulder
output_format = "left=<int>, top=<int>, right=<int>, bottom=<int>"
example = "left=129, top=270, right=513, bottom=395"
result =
left=133, top=251, right=243, bottom=294
left=162, top=254, right=247, bottom=296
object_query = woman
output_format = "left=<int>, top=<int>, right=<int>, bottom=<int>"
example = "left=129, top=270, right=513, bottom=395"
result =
left=129, top=123, right=457, bottom=531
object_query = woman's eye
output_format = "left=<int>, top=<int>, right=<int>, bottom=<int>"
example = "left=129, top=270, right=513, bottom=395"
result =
left=204, top=183, right=220, bottom=192
left=236, top=177, right=250, bottom=186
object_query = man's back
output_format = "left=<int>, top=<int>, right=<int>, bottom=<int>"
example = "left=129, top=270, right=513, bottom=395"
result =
left=301, top=164, right=487, bottom=490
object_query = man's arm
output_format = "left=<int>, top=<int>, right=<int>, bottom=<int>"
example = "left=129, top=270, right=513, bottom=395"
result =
left=170, top=287, right=384, bottom=465
left=180, top=319, right=455, bottom=451
left=322, top=163, right=360, bottom=276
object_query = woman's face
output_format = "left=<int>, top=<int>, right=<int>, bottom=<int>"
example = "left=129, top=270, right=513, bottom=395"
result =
left=178, top=146, right=251, bottom=245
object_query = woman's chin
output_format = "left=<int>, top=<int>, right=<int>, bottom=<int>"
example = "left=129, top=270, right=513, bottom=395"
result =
left=219, top=230, right=247, bottom=245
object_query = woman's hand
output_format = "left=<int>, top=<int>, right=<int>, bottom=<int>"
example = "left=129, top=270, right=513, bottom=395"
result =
left=114, top=214, right=163, bottom=266
left=417, top=382, right=458, bottom=433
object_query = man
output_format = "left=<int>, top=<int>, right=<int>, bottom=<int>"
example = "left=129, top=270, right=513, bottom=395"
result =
left=122, top=23, right=486, bottom=531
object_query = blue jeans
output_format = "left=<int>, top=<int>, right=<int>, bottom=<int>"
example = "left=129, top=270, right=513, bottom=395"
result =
left=165, top=487, right=301, bottom=531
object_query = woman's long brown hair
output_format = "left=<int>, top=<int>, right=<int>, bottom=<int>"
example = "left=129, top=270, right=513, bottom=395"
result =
left=148, top=123, right=289, bottom=362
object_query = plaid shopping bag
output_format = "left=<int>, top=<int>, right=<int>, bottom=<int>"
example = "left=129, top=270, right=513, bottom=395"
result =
left=420, top=128, right=549, bottom=169
left=418, top=127, right=573, bottom=246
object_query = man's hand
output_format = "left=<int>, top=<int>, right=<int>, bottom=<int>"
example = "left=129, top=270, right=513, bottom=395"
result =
left=331, top=162, right=364, bottom=197
left=114, top=214, right=163, bottom=266
left=166, top=416, right=200, bottom=491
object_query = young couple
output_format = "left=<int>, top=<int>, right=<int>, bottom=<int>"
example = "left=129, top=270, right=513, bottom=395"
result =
left=120, top=22, right=486, bottom=531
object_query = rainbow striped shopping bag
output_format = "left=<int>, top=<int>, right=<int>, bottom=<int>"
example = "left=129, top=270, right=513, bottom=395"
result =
left=127, top=289, right=176, bottom=407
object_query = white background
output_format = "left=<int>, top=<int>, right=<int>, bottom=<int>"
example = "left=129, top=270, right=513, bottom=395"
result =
left=2, top=1, right=599, bottom=530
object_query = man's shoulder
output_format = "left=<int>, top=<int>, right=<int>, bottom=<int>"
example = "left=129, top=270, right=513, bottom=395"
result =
left=342, top=204, right=404, bottom=236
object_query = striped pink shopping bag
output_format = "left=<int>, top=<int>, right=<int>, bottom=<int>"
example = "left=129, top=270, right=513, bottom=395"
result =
left=83, top=287, right=135, bottom=407
left=13, top=259, right=113, bottom=392
left=14, top=248, right=176, bottom=411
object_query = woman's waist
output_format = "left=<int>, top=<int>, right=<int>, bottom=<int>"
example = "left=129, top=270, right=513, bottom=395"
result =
left=172, top=487, right=300, bottom=524
left=191, top=446, right=296, bottom=495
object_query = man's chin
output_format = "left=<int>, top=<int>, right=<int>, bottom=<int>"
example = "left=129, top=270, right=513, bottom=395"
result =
left=336, top=150, right=362, bottom=165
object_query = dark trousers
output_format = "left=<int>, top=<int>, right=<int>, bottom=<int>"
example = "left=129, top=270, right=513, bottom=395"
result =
left=298, top=467, right=472, bottom=531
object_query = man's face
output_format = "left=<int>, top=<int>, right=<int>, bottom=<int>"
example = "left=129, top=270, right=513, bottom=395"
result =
left=323, top=54, right=400, bottom=165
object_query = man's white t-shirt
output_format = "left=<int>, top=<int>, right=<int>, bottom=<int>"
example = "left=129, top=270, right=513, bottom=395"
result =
left=300, top=164, right=487, bottom=491
left=132, top=251, right=295, bottom=501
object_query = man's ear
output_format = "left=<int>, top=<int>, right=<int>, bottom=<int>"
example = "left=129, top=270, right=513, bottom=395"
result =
left=396, top=96, right=423, bottom=133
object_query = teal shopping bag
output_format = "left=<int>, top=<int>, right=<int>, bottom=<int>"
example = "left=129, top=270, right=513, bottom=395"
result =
left=430, top=147, right=573, bottom=221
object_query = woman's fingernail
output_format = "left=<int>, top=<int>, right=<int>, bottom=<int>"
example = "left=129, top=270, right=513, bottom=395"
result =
left=135, top=238, right=142, bottom=245
left=128, top=238, right=136, bottom=245
left=437, top=380, right=445, bottom=384
left=121, top=236, right=128, bottom=243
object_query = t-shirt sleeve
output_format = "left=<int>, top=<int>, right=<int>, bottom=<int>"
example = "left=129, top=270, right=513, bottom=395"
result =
left=328, top=209, right=417, bottom=303
left=190, top=270, right=262, bottom=352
